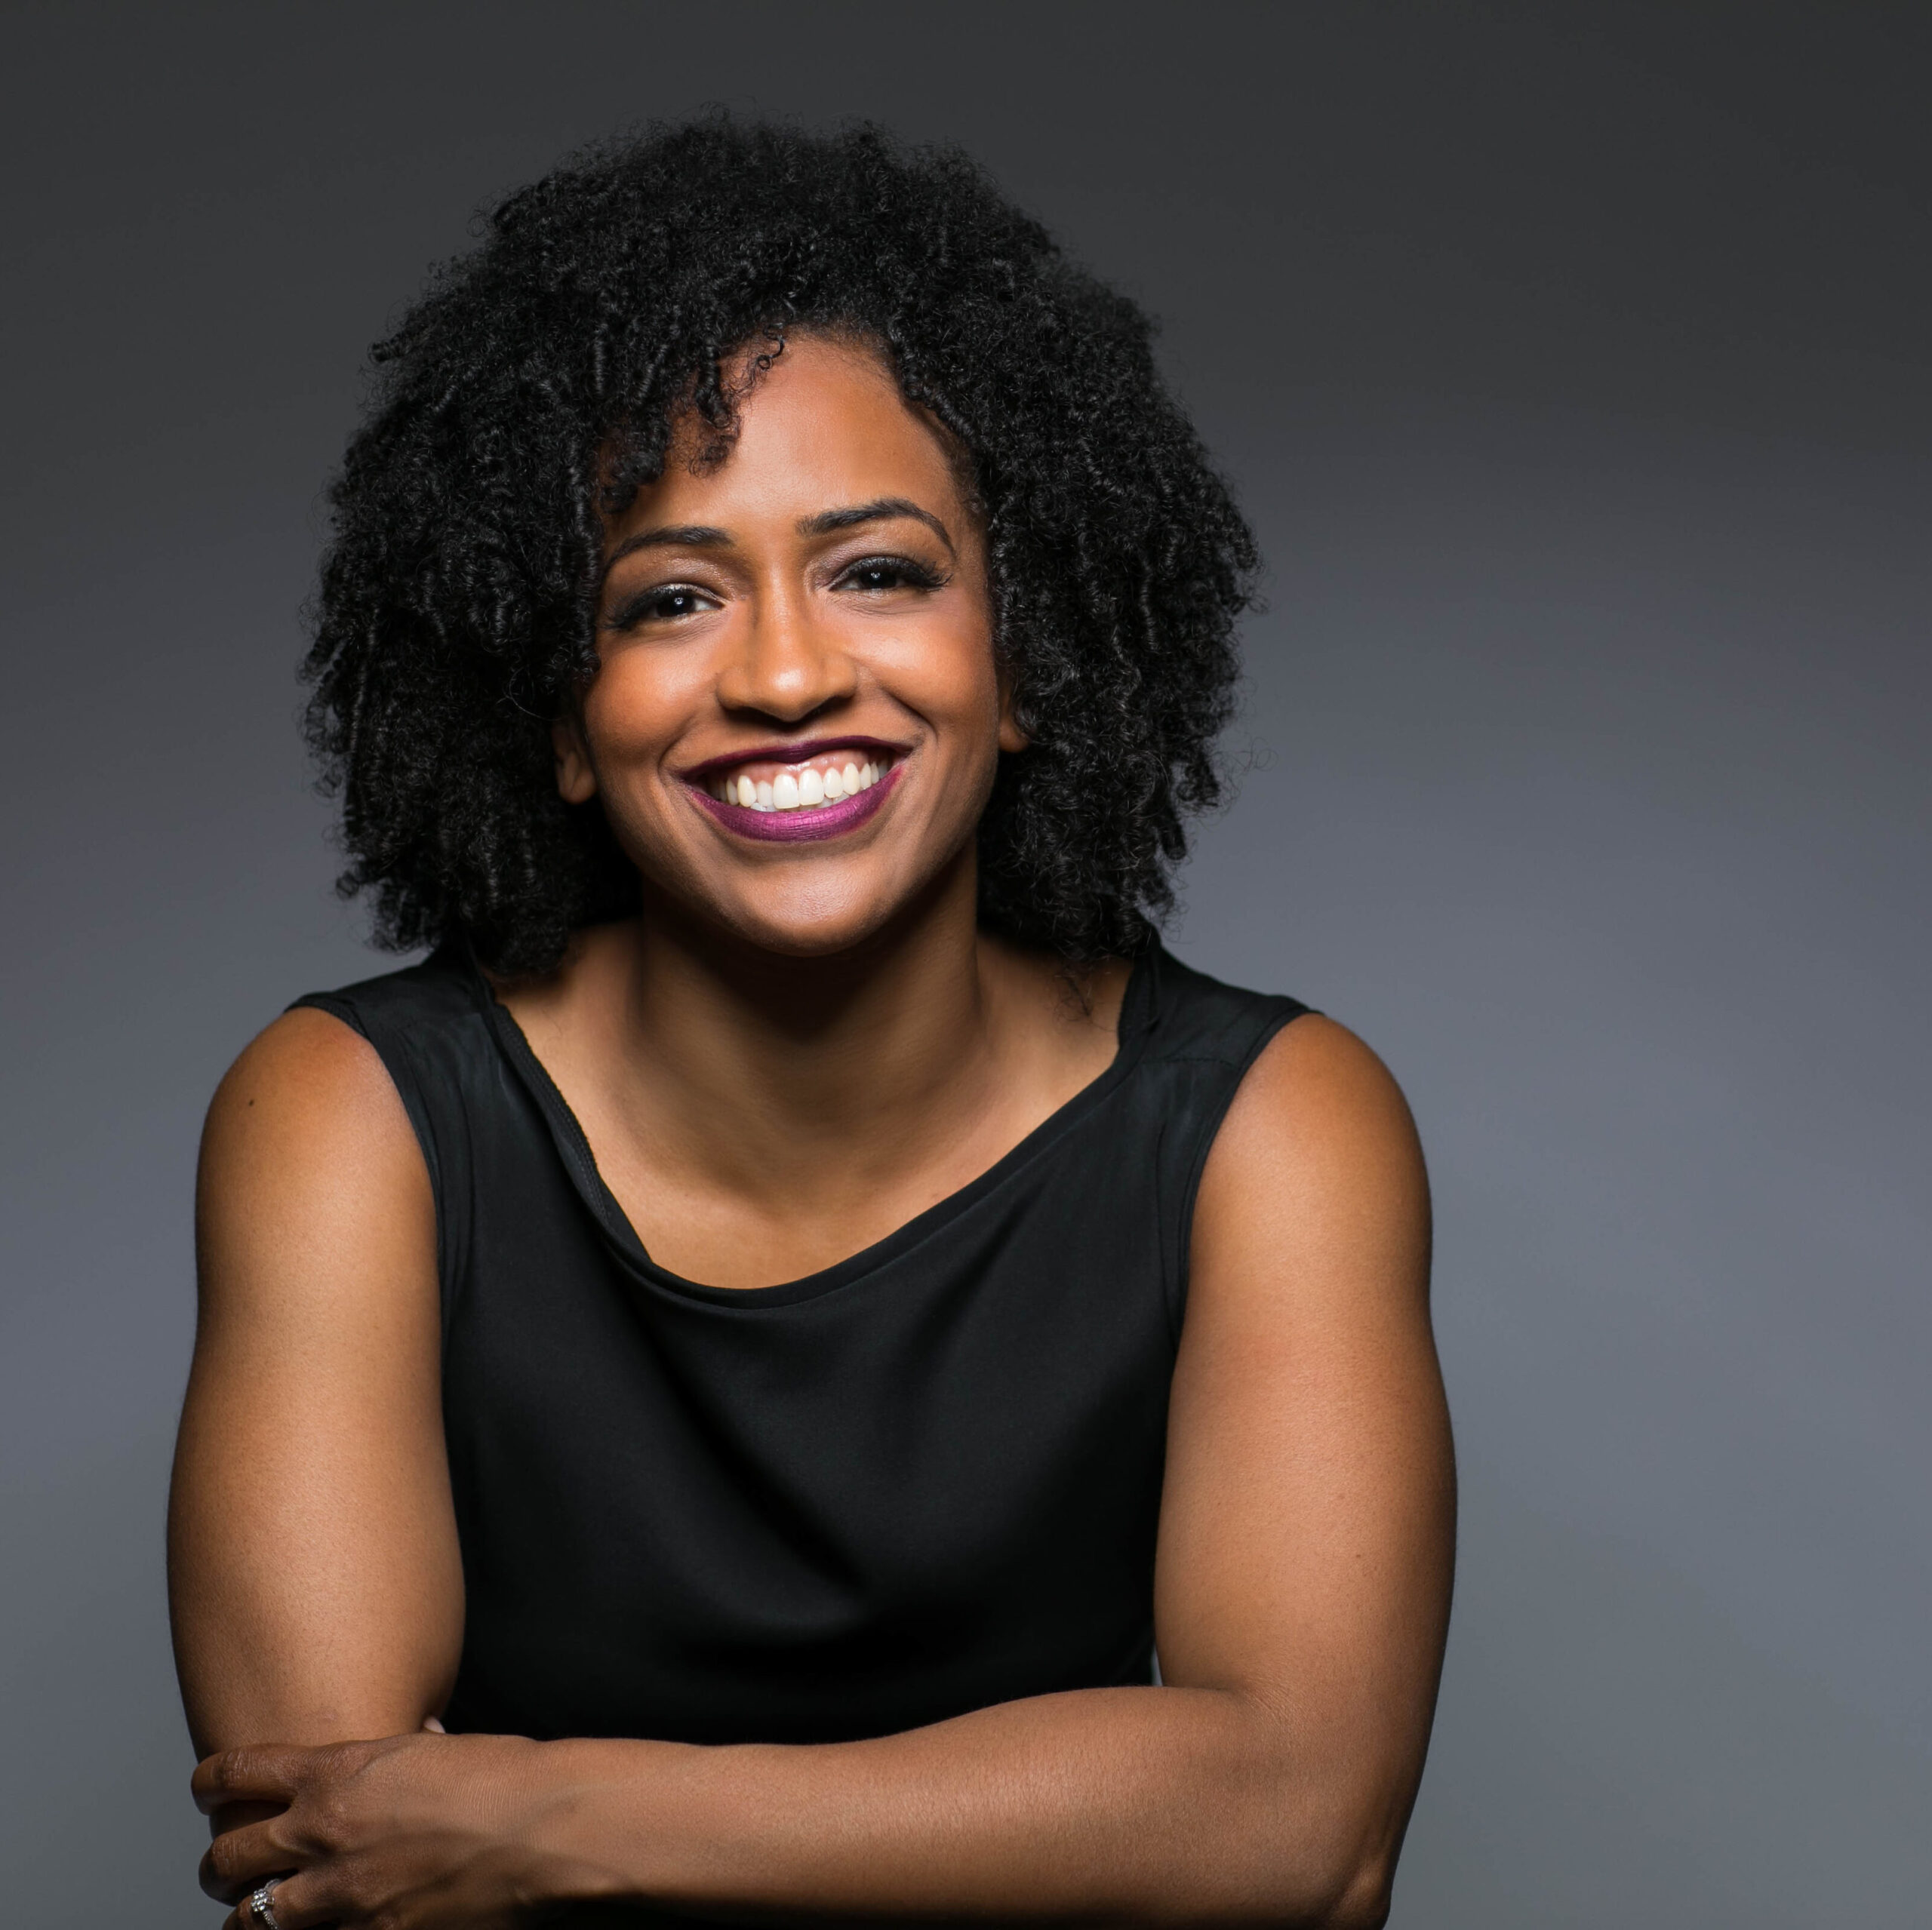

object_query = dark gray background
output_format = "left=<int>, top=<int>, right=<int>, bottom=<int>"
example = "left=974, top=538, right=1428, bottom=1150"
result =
left=4, top=2, right=1927, bottom=1920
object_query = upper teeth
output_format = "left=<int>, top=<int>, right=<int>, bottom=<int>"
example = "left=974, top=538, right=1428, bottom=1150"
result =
left=709, top=755, right=889, bottom=812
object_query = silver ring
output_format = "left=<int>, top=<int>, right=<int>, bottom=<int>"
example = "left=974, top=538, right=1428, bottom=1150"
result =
left=247, top=1880, right=284, bottom=1930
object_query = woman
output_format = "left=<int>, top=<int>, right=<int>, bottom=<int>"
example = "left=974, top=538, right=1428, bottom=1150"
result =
left=171, top=119, right=1453, bottom=1927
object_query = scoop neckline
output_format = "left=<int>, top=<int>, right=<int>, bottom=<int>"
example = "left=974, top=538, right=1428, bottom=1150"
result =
left=472, top=944, right=1164, bottom=1310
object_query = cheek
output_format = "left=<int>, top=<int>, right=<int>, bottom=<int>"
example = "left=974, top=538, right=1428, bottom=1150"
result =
left=934, top=632, right=1008, bottom=778
left=579, top=653, right=699, bottom=775
left=869, top=616, right=1003, bottom=733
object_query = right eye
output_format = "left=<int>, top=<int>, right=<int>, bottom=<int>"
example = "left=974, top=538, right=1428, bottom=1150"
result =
left=607, top=583, right=718, bottom=628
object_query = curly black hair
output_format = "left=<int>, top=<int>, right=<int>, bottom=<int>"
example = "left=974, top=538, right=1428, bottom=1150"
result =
left=303, top=115, right=1258, bottom=973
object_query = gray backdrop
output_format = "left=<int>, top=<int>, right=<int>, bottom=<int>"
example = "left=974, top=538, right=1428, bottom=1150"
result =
left=4, top=3, right=1927, bottom=1921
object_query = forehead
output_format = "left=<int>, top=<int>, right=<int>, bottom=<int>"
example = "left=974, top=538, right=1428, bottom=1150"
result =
left=620, top=336, right=962, bottom=536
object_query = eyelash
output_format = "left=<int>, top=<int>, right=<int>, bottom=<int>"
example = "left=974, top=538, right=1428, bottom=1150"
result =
left=605, top=585, right=713, bottom=628
left=604, top=553, right=947, bottom=631
left=835, top=553, right=949, bottom=595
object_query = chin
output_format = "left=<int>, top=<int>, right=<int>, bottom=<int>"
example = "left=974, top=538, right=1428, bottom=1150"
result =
left=639, top=823, right=975, bottom=963
left=696, top=882, right=913, bottom=962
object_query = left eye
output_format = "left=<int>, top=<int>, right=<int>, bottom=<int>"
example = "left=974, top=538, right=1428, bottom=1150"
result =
left=645, top=587, right=709, bottom=619
left=608, top=584, right=714, bottom=628
left=839, top=557, right=940, bottom=594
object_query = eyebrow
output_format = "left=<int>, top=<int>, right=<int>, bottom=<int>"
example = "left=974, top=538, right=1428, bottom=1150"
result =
left=600, top=524, right=734, bottom=581
left=797, top=497, right=955, bottom=552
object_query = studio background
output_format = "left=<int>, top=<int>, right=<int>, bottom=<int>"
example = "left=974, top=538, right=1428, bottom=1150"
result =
left=4, top=3, right=1927, bottom=1922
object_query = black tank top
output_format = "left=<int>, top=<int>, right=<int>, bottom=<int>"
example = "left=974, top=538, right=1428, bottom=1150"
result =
left=294, top=942, right=1306, bottom=1747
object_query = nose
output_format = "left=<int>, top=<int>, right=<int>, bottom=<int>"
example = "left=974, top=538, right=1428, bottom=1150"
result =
left=713, top=586, right=860, bottom=724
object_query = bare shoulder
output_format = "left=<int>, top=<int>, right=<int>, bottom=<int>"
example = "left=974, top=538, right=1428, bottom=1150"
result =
left=1192, top=1014, right=1431, bottom=1312
left=197, top=1005, right=434, bottom=1328
left=1220, top=1013, right=1423, bottom=1166
left=205, top=1003, right=403, bottom=1140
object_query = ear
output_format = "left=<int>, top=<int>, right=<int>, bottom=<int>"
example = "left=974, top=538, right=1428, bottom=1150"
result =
left=552, top=717, right=598, bottom=804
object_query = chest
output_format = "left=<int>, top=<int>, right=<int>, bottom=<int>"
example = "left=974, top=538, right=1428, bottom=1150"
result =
left=437, top=1118, right=1180, bottom=1742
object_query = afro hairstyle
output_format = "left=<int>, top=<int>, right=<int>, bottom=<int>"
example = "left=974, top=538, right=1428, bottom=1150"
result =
left=303, top=115, right=1259, bottom=973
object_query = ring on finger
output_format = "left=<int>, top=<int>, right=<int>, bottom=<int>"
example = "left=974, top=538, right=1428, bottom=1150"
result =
left=247, top=1879, right=285, bottom=1930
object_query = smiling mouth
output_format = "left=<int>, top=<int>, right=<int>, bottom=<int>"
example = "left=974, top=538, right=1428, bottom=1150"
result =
left=685, top=743, right=904, bottom=844
left=698, top=747, right=897, bottom=813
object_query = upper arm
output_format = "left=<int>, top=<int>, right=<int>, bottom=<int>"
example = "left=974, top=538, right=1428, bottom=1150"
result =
left=1153, top=1016, right=1453, bottom=1850
left=169, top=1007, right=463, bottom=1756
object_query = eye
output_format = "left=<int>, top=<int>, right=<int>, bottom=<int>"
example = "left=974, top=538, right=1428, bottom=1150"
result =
left=834, top=554, right=946, bottom=595
left=605, top=582, right=718, bottom=629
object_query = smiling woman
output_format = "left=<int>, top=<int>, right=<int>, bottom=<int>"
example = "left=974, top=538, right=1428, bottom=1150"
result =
left=169, top=118, right=1453, bottom=1928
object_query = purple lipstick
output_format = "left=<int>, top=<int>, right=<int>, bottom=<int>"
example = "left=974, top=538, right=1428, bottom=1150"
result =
left=690, top=760, right=903, bottom=843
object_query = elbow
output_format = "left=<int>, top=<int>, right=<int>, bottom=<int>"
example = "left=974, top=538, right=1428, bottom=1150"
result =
left=1229, top=1802, right=1401, bottom=1930
left=1249, top=1856, right=1392, bottom=1930
left=1177, top=1853, right=1392, bottom=1930
left=1294, top=1799, right=1405, bottom=1930
left=1162, top=1699, right=1416, bottom=1928
left=1311, top=1852, right=1395, bottom=1930
left=1257, top=1844, right=1392, bottom=1930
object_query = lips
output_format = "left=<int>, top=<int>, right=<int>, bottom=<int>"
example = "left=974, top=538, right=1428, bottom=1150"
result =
left=688, top=758, right=904, bottom=843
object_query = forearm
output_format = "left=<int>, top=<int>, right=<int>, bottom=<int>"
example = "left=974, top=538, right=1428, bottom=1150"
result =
left=541, top=1685, right=1399, bottom=1927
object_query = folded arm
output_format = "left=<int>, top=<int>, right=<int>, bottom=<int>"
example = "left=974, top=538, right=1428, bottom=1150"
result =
left=180, top=1010, right=1451, bottom=1926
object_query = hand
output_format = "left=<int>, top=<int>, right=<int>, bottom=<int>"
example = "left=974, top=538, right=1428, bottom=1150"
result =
left=195, top=1729, right=624, bottom=1928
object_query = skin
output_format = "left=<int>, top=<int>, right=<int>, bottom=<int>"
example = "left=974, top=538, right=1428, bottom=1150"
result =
left=172, top=335, right=1454, bottom=1927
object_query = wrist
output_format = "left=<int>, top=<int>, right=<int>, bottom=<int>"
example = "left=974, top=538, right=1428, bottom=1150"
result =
left=520, top=1735, right=692, bottom=1905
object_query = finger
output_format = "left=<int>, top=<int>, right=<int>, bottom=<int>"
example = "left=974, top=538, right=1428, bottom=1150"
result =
left=217, top=1889, right=278, bottom=1930
left=199, top=1817, right=297, bottom=1906
left=240, top=1869, right=336, bottom=1930
left=421, top=1714, right=446, bottom=1732
left=193, top=1744, right=309, bottom=1814
left=208, top=1796, right=287, bottom=1843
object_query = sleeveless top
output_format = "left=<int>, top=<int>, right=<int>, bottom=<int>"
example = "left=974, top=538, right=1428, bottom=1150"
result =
left=294, top=942, right=1307, bottom=1747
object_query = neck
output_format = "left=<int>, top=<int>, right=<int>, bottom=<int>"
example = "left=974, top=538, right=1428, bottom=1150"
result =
left=526, top=851, right=1029, bottom=1211
left=629, top=856, right=994, bottom=1115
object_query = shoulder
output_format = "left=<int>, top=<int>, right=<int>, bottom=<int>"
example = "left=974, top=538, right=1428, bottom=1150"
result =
left=1192, top=1013, right=1430, bottom=1308
left=1139, top=947, right=1310, bottom=1068
left=208, top=947, right=488, bottom=1179
left=1223, top=1014, right=1421, bottom=1168
left=288, top=945, right=486, bottom=1046
left=204, top=1002, right=414, bottom=1176
left=198, top=1003, right=435, bottom=1323
left=202, top=997, right=423, bottom=1159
